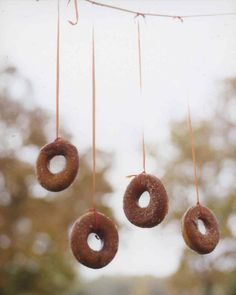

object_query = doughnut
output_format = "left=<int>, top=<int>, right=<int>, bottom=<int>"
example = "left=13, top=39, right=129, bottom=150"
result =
left=182, top=204, right=220, bottom=254
left=36, top=138, right=79, bottom=192
left=123, top=173, right=168, bottom=228
left=70, top=211, right=118, bottom=269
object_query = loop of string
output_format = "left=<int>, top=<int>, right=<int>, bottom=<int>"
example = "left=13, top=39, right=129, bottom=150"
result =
left=187, top=104, right=200, bottom=205
left=55, top=0, right=79, bottom=139
left=126, top=170, right=146, bottom=179
left=55, top=0, right=60, bottom=139
left=137, top=19, right=146, bottom=174
left=67, top=0, right=79, bottom=25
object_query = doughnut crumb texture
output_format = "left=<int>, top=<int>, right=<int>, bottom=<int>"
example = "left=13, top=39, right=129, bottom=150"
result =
left=182, top=204, right=220, bottom=254
left=123, top=173, right=168, bottom=228
left=36, top=138, right=79, bottom=192
left=70, top=211, right=119, bottom=269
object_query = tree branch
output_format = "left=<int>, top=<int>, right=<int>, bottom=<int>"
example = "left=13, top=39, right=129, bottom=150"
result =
left=84, top=0, right=182, bottom=19
left=84, top=0, right=236, bottom=21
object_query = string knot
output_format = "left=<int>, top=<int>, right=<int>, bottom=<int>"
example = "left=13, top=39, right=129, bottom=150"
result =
left=126, top=174, right=138, bottom=178
left=126, top=170, right=146, bottom=178
left=55, top=136, right=62, bottom=142
left=134, top=12, right=145, bottom=19
left=173, top=16, right=184, bottom=22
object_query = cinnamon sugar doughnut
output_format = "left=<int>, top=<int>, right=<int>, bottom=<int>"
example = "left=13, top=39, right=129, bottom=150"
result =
left=36, top=138, right=79, bottom=192
left=123, top=173, right=168, bottom=228
left=70, top=211, right=119, bottom=269
left=182, top=204, right=220, bottom=254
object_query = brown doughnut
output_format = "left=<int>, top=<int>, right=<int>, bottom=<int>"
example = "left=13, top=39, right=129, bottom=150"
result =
left=123, top=173, right=168, bottom=228
left=182, top=204, right=220, bottom=254
left=36, top=138, right=79, bottom=192
left=70, top=211, right=119, bottom=269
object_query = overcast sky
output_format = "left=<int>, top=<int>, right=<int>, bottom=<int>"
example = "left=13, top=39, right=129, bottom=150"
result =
left=0, top=0, right=236, bottom=280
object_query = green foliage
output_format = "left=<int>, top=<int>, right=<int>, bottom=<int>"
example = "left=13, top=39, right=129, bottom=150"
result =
left=0, top=67, right=115, bottom=295
left=78, top=276, right=167, bottom=295
left=164, top=78, right=236, bottom=295
left=1, top=65, right=235, bottom=295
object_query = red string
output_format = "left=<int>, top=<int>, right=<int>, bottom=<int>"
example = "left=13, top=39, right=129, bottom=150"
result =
left=89, top=207, right=99, bottom=233
left=55, top=0, right=60, bottom=139
left=137, top=20, right=142, bottom=92
left=90, top=27, right=99, bottom=230
left=188, top=104, right=200, bottom=205
left=92, top=27, right=96, bottom=208
left=142, top=132, right=146, bottom=173
left=137, top=19, right=146, bottom=173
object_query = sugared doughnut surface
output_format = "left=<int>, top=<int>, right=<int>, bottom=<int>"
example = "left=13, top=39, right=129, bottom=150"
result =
left=70, top=211, right=119, bottom=269
left=123, top=173, right=168, bottom=228
left=36, top=138, right=79, bottom=192
left=182, top=204, right=220, bottom=254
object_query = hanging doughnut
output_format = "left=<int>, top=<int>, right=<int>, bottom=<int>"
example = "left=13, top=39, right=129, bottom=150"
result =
left=36, top=138, right=79, bottom=192
left=182, top=204, right=220, bottom=254
left=123, top=173, right=168, bottom=228
left=70, top=211, right=119, bottom=269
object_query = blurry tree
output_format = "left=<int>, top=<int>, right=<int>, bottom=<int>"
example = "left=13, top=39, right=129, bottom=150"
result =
left=78, top=275, right=167, bottom=295
left=0, top=67, right=115, bottom=295
left=163, top=78, right=236, bottom=295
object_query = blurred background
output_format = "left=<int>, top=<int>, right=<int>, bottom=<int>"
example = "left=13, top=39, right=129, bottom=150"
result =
left=0, top=0, right=236, bottom=294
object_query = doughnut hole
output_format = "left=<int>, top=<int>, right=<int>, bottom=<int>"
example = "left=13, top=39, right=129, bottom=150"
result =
left=49, top=155, right=66, bottom=173
left=138, top=191, right=150, bottom=208
left=87, top=233, right=103, bottom=251
left=197, top=219, right=207, bottom=235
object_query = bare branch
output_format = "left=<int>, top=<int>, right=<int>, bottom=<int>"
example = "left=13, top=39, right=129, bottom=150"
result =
left=84, top=0, right=236, bottom=20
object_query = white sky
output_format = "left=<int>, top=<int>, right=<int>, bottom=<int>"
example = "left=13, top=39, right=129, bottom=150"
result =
left=0, top=0, right=236, bottom=280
